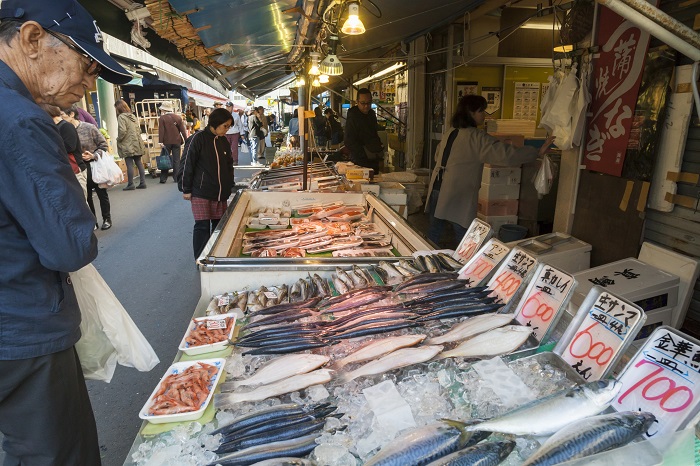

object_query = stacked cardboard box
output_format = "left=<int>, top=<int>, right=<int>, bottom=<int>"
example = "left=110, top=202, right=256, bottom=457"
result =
left=477, top=164, right=521, bottom=230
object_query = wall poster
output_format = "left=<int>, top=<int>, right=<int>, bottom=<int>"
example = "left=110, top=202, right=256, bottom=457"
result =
left=513, top=82, right=540, bottom=120
left=482, top=87, right=502, bottom=115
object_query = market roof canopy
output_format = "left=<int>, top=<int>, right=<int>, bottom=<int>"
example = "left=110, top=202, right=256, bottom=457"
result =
left=141, top=0, right=487, bottom=97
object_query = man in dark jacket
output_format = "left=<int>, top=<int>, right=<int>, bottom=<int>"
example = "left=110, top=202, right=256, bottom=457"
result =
left=343, top=87, right=384, bottom=173
left=0, top=1, right=131, bottom=464
left=158, top=100, right=188, bottom=183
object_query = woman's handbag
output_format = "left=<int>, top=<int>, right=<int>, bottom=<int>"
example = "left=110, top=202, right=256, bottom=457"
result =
left=156, top=147, right=172, bottom=170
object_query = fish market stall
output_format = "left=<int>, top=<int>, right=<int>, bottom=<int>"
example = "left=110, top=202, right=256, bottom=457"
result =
left=125, top=248, right=700, bottom=465
left=250, top=162, right=350, bottom=192
left=197, top=189, right=435, bottom=297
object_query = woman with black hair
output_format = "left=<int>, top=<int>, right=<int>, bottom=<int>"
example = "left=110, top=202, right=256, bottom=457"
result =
left=181, top=108, right=234, bottom=259
left=425, top=95, right=555, bottom=248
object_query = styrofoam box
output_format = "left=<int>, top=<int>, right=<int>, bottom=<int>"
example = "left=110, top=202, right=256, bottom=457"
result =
left=359, top=183, right=381, bottom=196
left=477, top=213, right=518, bottom=233
left=482, top=165, right=522, bottom=185
left=479, top=182, right=520, bottom=200
left=478, top=198, right=519, bottom=216
left=379, top=182, right=407, bottom=205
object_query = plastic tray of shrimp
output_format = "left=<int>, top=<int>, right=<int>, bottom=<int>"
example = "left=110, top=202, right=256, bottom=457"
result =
left=138, top=358, right=225, bottom=424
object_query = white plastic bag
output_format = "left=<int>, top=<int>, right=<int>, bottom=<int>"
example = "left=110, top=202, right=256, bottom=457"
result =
left=71, top=264, right=160, bottom=382
left=91, top=150, right=123, bottom=188
left=533, top=154, right=556, bottom=199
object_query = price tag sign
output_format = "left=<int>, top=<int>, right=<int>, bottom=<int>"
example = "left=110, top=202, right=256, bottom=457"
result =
left=615, top=327, right=700, bottom=437
left=458, top=239, right=510, bottom=288
left=558, top=289, right=645, bottom=382
left=486, top=247, right=538, bottom=306
left=514, top=264, right=576, bottom=342
left=217, top=294, right=231, bottom=307
left=453, top=218, right=492, bottom=263
left=206, top=319, right=228, bottom=330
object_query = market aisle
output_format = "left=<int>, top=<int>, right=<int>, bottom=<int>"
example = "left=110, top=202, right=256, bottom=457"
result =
left=0, top=180, right=202, bottom=466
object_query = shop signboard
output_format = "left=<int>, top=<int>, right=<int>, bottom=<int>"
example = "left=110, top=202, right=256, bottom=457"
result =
left=486, top=247, right=538, bottom=311
left=514, top=264, right=577, bottom=342
left=458, top=238, right=509, bottom=288
left=583, top=4, right=655, bottom=176
left=555, top=287, right=646, bottom=381
left=615, top=327, right=700, bottom=437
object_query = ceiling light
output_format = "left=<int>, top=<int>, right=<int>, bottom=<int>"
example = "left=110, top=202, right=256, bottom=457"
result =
left=312, top=77, right=320, bottom=87
left=520, top=19, right=561, bottom=30
left=309, top=52, right=321, bottom=76
left=296, top=76, right=306, bottom=87
left=354, top=62, right=405, bottom=86
left=319, top=74, right=330, bottom=84
left=320, top=35, right=343, bottom=76
left=341, top=2, right=365, bottom=35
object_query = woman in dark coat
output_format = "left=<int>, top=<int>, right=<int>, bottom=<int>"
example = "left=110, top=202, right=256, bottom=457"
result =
left=181, top=108, right=234, bottom=259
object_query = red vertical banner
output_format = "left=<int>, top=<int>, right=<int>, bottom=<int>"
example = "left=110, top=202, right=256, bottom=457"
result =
left=584, top=6, right=654, bottom=176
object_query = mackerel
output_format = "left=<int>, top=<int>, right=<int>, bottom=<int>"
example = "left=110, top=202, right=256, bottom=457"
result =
left=522, top=411, right=656, bottom=466
left=218, top=418, right=326, bottom=454
left=334, top=334, right=427, bottom=369
left=214, top=369, right=333, bottom=407
left=207, top=433, right=320, bottom=466
left=246, top=459, right=315, bottom=466
left=425, top=313, right=515, bottom=345
left=439, top=325, right=531, bottom=359
left=425, top=440, right=515, bottom=466
left=211, top=404, right=304, bottom=437
left=467, top=380, right=622, bottom=436
left=226, top=354, right=330, bottom=389
left=363, top=420, right=471, bottom=466
left=340, top=345, right=442, bottom=382
left=219, top=405, right=337, bottom=443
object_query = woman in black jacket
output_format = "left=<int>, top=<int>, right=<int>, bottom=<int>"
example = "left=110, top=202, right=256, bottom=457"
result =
left=181, top=108, right=234, bottom=259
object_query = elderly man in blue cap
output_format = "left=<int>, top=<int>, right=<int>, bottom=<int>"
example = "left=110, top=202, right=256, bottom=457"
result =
left=0, top=1, right=131, bottom=464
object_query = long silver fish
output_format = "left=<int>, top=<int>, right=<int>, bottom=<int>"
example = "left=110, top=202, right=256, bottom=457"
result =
left=215, top=369, right=333, bottom=408
left=206, top=433, right=320, bottom=466
left=425, top=313, right=515, bottom=345
left=522, top=411, right=656, bottom=466
left=225, top=354, right=330, bottom=389
left=439, top=325, right=531, bottom=359
left=364, top=420, right=471, bottom=466
left=425, top=440, right=515, bottom=466
left=340, top=345, right=442, bottom=382
left=247, top=458, right=316, bottom=466
left=468, top=380, right=622, bottom=436
left=334, top=334, right=427, bottom=369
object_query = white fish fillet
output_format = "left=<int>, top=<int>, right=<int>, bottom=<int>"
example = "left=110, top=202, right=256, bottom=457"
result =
left=226, top=354, right=330, bottom=389
left=335, top=334, right=427, bottom=369
left=341, top=345, right=443, bottom=382
left=439, top=325, right=531, bottom=359
left=215, top=369, right=333, bottom=408
left=425, top=313, right=515, bottom=345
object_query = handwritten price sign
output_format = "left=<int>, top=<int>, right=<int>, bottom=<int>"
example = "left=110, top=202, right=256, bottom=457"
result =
left=515, top=264, right=575, bottom=342
left=458, top=239, right=510, bottom=288
left=616, top=327, right=700, bottom=436
left=486, top=248, right=538, bottom=306
left=453, top=218, right=492, bottom=263
left=561, top=290, right=644, bottom=381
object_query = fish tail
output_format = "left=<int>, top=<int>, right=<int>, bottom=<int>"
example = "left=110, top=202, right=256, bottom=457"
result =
left=213, top=392, right=239, bottom=410
left=441, top=419, right=480, bottom=448
left=338, top=370, right=356, bottom=384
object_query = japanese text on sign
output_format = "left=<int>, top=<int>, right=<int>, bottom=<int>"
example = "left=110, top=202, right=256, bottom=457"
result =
left=487, top=249, right=538, bottom=305
left=458, top=239, right=510, bottom=288
left=515, top=265, right=575, bottom=341
left=616, top=328, right=700, bottom=437
left=454, top=219, right=491, bottom=263
left=562, top=291, right=643, bottom=381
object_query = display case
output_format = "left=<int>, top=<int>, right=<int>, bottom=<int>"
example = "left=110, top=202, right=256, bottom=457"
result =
left=197, top=190, right=433, bottom=297
left=249, top=162, right=350, bottom=192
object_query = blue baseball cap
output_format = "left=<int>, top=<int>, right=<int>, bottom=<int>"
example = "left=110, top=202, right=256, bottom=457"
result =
left=0, top=0, right=131, bottom=84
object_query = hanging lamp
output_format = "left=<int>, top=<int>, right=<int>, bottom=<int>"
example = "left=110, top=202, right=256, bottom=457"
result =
left=320, top=35, right=343, bottom=76
left=341, top=2, right=365, bottom=35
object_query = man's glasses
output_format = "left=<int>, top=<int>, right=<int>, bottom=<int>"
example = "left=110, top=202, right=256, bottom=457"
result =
left=44, top=29, right=102, bottom=77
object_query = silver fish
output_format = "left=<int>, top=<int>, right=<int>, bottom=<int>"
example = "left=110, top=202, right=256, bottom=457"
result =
left=248, top=290, right=261, bottom=306
left=350, top=265, right=369, bottom=288
left=226, top=354, right=330, bottom=389
left=425, top=440, right=515, bottom=466
left=334, top=334, right=427, bottom=369
left=340, top=345, right=442, bottom=382
left=290, top=281, right=302, bottom=302
left=247, top=459, right=316, bottom=466
left=425, top=313, right=515, bottom=345
left=424, top=254, right=440, bottom=273
left=236, top=290, right=249, bottom=311
left=364, top=420, right=471, bottom=466
left=215, top=369, right=333, bottom=407
left=438, top=252, right=465, bottom=270
left=336, top=267, right=355, bottom=289
left=311, top=273, right=330, bottom=297
left=208, top=433, right=320, bottom=466
left=332, top=274, right=350, bottom=294
left=398, top=258, right=422, bottom=275
left=439, top=325, right=531, bottom=359
left=522, top=411, right=656, bottom=466
left=276, top=284, right=289, bottom=304
left=468, top=380, right=622, bottom=436
left=258, top=286, right=270, bottom=308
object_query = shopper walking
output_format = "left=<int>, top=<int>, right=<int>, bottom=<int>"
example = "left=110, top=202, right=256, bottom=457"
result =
left=288, top=108, right=299, bottom=148
left=224, top=101, right=244, bottom=165
left=115, top=99, right=147, bottom=190
left=181, top=108, right=234, bottom=258
left=0, top=1, right=131, bottom=464
left=157, top=101, right=187, bottom=183
left=248, top=107, right=267, bottom=164
left=425, top=95, right=555, bottom=248
left=62, top=105, right=113, bottom=230
left=241, top=109, right=250, bottom=151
